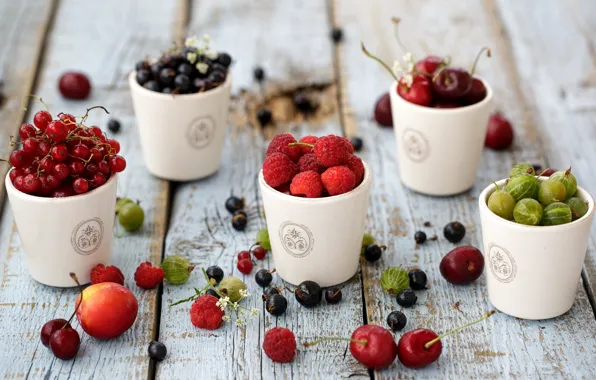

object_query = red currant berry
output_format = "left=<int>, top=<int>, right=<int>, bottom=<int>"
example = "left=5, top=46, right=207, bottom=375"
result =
left=53, top=163, right=70, bottom=180
left=9, top=168, right=24, bottom=183
left=107, top=139, right=120, bottom=154
left=52, top=185, right=74, bottom=198
left=46, top=121, right=68, bottom=142
left=38, top=175, right=53, bottom=196
left=23, top=164, right=37, bottom=175
left=23, top=138, right=40, bottom=154
left=9, top=150, right=30, bottom=168
left=19, top=123, right=37, bottom=140
left=91, top=173, right=107, bottom=187
left=68, top=160, right=85, bottom=176
left=23, top=174, right=41, bottom=194
left=33, top=111, right=52, bottom=131
left=50, top=144, right=69, bottom=162
left=58, top=113, right=77, bottom=130
left=108, top=155, right=126, bottom=173
left=13, top=176, right=25, bottom=191
left=37, top=140, right=51, bottom=156
left=85, top=163, right=98, bottom=175
left=46, top=174, right=61, bottom=189
left=40, top=319, right=71, bottom=348
left=253, top=247, right=267, bottom=260
left=49, top=328, right=80, bottom=360
left=89, top=148, right=102, bottom=163
left=98, top=160, right=110, bottom=175
left=237, top=259, right=253, bottom=275
left=40, top=157, right=56, bottom=173
left=72, top=178, right=89, bottom=194
left=71, top=144, right=90, bottom=159
left=237, top=251, right=251, bottom=261
left=90, top=126, right=103, bottom=137
left=58, top=72, right=92, bottom=100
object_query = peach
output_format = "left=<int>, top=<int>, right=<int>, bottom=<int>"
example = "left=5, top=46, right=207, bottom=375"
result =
left=75, top=282, right=138, bottom=339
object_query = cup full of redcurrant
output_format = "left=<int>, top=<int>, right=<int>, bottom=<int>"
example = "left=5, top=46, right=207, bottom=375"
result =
left=258, top=133, right=372, bottom=287
left=3, top=104, right=126, bottom=287
left=478, top=163, right=595, bottom=319
left=129, top=35, right=233, bottom=181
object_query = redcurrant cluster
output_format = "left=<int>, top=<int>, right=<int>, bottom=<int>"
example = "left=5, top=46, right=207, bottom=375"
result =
left=5, top=106, right=126, bottom=197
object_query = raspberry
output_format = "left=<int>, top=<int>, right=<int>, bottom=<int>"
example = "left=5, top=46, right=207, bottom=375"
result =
left=340, top=136, right=355, bottom=154
left=314, top=135, right=351, bottom=167
left=263, top=327, right=296, bottom=363
left=276, top=182, right=291, bottom=194
left=263, top=153, right=298, bottom=188
left=321, top=166, right=356, bottom=196
left=190, top=295, right=224, bottom=330
left=266, top=133, right=302, bottom=162
left=298, top=135, right=318, bottom=155
left=134, top=262, right=165, bottom=289
left=346, top=155, right=365, bottom=184
left=298, top=153, right=323, bottom=173
left=90, top=264, right=125, bottom=285
left=290, top=171, right=324, bottom=198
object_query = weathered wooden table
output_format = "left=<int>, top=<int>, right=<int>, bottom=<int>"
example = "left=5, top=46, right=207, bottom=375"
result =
left=1, top=0, right=595, bottom=379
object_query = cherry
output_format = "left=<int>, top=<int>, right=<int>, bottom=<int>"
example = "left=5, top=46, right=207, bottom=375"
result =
left=397, top=311, right=495, bottom=368
left=58, top=72, right=92, bottom=100
left=23, top=138, right=40, bottom=154
left=22, top=174, right=41, bottom=194
left=38, top=175, right=54, bottom=196
left=109, top=155, right=126, bottom=173
left=397, top=75, right=432, bottom=106
left=85, top=163, right=99, bottom=175
left=414, top=56, right=444, bottom=76
left=50, top=144, right=69, bottom=162
left=440, top=246, right=484, bottom=285
left=90, top=126, right=103, bottom=138
left=237, top=259, right=253, bottom=275
left=46, top=121, right=68, bottom=142
left=33, top=111, right=52, bottom=130
left=9, top=150, right=30, bottom=168
left=19, top=123, right=37, bottom=140
left=463, top=78, right=487, bottom=105
left=238, top=251, right=251, bottom=261
left=374, top=93, right=393, bottom=127
left=253, top=246, right=267, bottom=260
left=41, top=319, right=71, bottom=347
left=485, top=112, right=514, bottom=150
left=49, top=328, right=81, bottom=360
left=431, top=68, right=472, bottom=99
left=73, top=178, right=89, bottom=194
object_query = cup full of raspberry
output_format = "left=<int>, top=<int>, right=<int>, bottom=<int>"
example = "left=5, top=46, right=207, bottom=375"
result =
left=129, top=35, right=233, bottom=181
left=2, top=104, right=125, bottom=287
left=258, top=134, right=372, bottom=287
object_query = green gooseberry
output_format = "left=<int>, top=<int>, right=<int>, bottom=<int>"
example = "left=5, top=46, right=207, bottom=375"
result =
left=506, top=174, right=539, bottom=202
left=542, top=202, right=572, bottom=226
left=513, top=198, right=543, bottom=226
left=162, top=255, right=195, bottom=284
left=566, top=197, right=589, bottom=220
left=487, top=182, right=515, bottom=220
left=361, top=233, right=375, bottom=254
left=550, top=168, right=577, bottom=199
left=218, top=276, right=247, bottom=303
left=115, top=197, right=135, bottom=214
left=537, top=178, right=566, bottom=206
left=118, top=202, right=145, bottom=232
left=509, top=163, right=535, bottom=178
left=256, top=229, right=271, bottom=251
left=380, top=266, right=410, bottom=295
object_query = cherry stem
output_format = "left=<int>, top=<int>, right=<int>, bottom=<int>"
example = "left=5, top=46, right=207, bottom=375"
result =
left=304, top=337, right=368, bottom=347
left=65, top=273, right=84, bottom=328
left=288, top=142, right=314, bottom=148
left=390, top=17, right=409, bottom=53
left=424, top=310, right=496, bottom=349
left=361, top=42, right=398, bottom=82
left=248, top=243, right=259, bottom=252
left=432, top=66, right=446, bottom=83
left=469, top=47, right=491, bottom=77
left=21, top=95, right=49, bottom=112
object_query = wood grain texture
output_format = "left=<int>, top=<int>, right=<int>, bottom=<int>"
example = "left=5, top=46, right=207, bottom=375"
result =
left=156, top=1, right=368, bottom=379
left=0, top=0, right=56, bottom=213
left=0, top=0, right=179, bottom=378
left=334, top=0, right=596, bottom=378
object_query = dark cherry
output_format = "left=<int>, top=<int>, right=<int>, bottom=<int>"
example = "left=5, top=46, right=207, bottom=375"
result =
left=324, top=287, right=342, bottom=304
left=431, top=68, right=472, bottom=99
left=397, top=74, right=432, bottom=106
left=440, top=246, right=484, bottom=285
left=232, top=213, right=247, bottom=231
left=396, top=288, right=417, bottom=307
left=463, top=78, right=487, bottom=105
left=374, top=93, right=393, bottom=127
left=41, top=319, right=71, bottom=347
left=58, top=72, right=91, bottom=100
left=485, top=112, right=514, bottom=150
left=414, top=231, right=427, bottom=244
left=49, top=328, right=81, bottom=360
left=262, top=286, right=281, bottom=301
left=252, top=246, right=267, bottom=260
left=107, top=119, right=121, bottom=133
left=295, top=280, right=322, bottom=308
left=414, top=56, right=444, bottom=76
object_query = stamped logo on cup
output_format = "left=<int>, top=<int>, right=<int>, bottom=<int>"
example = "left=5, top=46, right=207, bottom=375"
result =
left=71, top=218, right=104, bottom=256
left=402, top=128, right=429, bottom=162
left=186, top=116, right=215, bottom=149
left=488, top=243, right=516, bottom=283
left=278, top=222, right=314, bottom=258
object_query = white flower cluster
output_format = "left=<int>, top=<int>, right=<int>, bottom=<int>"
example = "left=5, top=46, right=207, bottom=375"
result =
left=216, top=296, right=230, bottom=311
left=184, top=34, right=218, bottom=71
left=392, top=52, right=416, bottom=87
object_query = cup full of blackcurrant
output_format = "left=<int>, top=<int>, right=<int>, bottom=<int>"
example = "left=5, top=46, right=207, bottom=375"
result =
left=129, top=35, right=233, bottom=181
left=478, top=163, right=595, bottom=320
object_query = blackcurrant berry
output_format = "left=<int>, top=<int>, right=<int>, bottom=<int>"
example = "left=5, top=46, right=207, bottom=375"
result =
left=107, top=119, right=121, bottom=133
left=349, top=136, right=363, bottom=152
left=414, top=231, right=427, bottom=244
left=324, top=287, right=342, bottom=304
left=262, top=286, right=281, bottom=301
left=256, top=108, right=272, bottom=127
left=144, top=80, right=161, bottom=92
left=225, top=196, right=245, bottom=213
left=364, top=244, right=384, bottom=262
left=174, top=74, right=191, bottom=92
left=232, top=213, right=247, bottom=231
left=295, top=280, right=322, bottom=308
left=265, top=294, right=287, bottom=316
left=162, top=87, right=173, bottom=94
left=293, top=93, right=313, bottom=113
left=396, top=288, right=417, bottom=307
left=177, top=63, right=194, bottom=76
left=148, top=341, right=167, bottom=361
left=444, top=221, right=466, bottom=243
left=254, top=66, right=265, bottom=82
left=233, top=210, right=247, bottom=219
left=135, top=60, right=149, bottom=71
left=205, top=288, right=220, bottom=298
left=386, top=311, right=407, bottom=332
left=159, top=68, right=176, bottom=87
left=150, top=62, right=165, bottom=77
left=331, top=27, right=343, bottom=43
left=208, top=71, right=226, bottom=84
left=408, top=269, right=428, bottom=290
left=211, top=63, right=227, bottom=74
left=216, top=52, right=232, bottom=68
left=136, top=70, right=150, bottom=86
left=255, top=269, right=273, bottom=287
left=206, top=265, right=224, bottom=284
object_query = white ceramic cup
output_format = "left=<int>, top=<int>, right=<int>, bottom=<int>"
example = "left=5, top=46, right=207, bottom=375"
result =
left=5, top=173, right=118, bottom=287
left=389, top=78, right=494, bottom=195
left=479, top=178, right=595, bottom=319
left=129, top=72, right=232, bottom=181
left=258, top=163, right=372, bottom=287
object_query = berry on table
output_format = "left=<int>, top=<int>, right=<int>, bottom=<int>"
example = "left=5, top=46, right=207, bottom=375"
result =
left=349, top=136, right=363, bottom=152
left=265, top=293, right=288, bottom=316
left=485, top=113, right=514, bottom=150
left=218, top=277, right=248, bottom=303
left=364, top=244, right=385, bottom=262
left=107, top=118, right=121, bottom=133
left=255, top=269, right=274, bottom=287
left=324, top=287, right=342, bottom=304
left=440, top=246, right=484, bottom=285
left=225, top=196, right=245, bottom=214
left=148, top=341, right=167, bottom=361
left=252, top=246, right=267, bottom=260
left=254, top=66, right=266, bottom=82
left=257, top=108, right=272, bottom=127
left=374, top=93, right=393, bottom=127
left=262, top=286, right=281, bottom=300
left=190, top=295, right=224, bottom=330
left=58, top=72, right=92, bottom=100
left=443, top=221, right=466, bottom=243
left=414, top=231, right=427, bottom=244
left=232, top=212, right=248, bottom=231
left=41, top=319, right=71, bottom=347
left=295, top=280, right=322, bottom=308
left=408, top=269, right=428, bottom=290
left=237, top=251, right=251, bottom=261
left=90, top=264, right=125, bottom=285
left=206, top=265, right=224, bottom=284
left=118, top=201, right=145, bottom=232
left=233, top=209, right=247, bottom=219
left=263, top=327, right=296, bottom=363
left=331, top=27, right=343, bottom=43
left=49, top=328, right=81, bottom=360
left=387, top=311, right=407, bottom=332
left=237, top=259, right=254, bottom=275
left=134, top=262, right=164, bottom=289
left=162, top=255, right=194, bottom=284
left=396, top=288, right=417, bottom=307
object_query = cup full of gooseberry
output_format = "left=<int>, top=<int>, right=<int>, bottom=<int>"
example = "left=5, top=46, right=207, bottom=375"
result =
left=478, top=163, right=595, bottom=319
left=129, top=35, right=233, bottom=181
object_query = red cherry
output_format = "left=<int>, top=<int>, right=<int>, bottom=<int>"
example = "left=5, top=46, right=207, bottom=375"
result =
left=52, top=184, right=74, bottom=198
left=19, top=123, right=37, bottom=140
left=431, top=68, right=472, bottom=99
left=9, top=168, right=24, bottom=183
left=58, top=113, right=77, bottom=130
left=98, top=160, right=110, bottom=175
left=23, top=138, right=40, bottom=154
left=433, top=101, right=461, bottom=109
left=237, top=251, right=251, bottom=261
left=397, top=74, right=433, bottom=106
left=108, top=155, right=126, bottom=173
left=485, top=113, right=514, bottom=150
left=414, top=56, right=444, bottom=76
left=40, top=157, right=56, bottom=174
left=253, top=246, right=267, bottom=260
left=33, top=111, right=52, bottom=130
left=13, top=176, right=25, bottom=191
left=9, top=150, right=30, bottom=168
left=58, top=72, right=92, bottom=100
left=440, top=246, right=485, bottom=285
left=22, top=174, right=41, bottom=194
left=374, top=93, right=393, bottom=127
left=53, top=163, right=70, bottom=180
left=40, top=319, right=71, bottom=347
left=107, top=139, right=120, bottom=154
left=237, top=259, right=253, bottom=274
left=91, top=173, right=107, bottom=187
left=397, top=329, right=442, bottom=368
left=71, top=144, right=90, bottom=159
left=68, top=160, right=85, bottom=176
left=37, top=140, right=51, bottom=156
left=463, top=78, right=487, bottom=105
left=49, top=328, right=80, bottom=360
left=50, top=144, right=69, bottom=162
left=349, top=325, right=397, bottom=369
left=46, top=120, right=68, bottom=142
left=73, top=178, right=89, bottom=194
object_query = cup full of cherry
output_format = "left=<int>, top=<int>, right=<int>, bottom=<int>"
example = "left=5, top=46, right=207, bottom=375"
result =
left=2, top=101, right=126, bottom=287
left=362, top=19, right=494, bottom=196
left=129, top=34, right=233, bottom=181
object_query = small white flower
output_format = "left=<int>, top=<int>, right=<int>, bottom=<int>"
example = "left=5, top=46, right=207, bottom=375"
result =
left=235, top=318, right=245, bottom=326
left=239, top=289, right=250, bottom=298
left=185, top=36, right=199, bottom=48
left=250, top=308, right=259, bottom=317
left=402, top=52, right=413, bottom=64
left=403, top=73, right=414, bottom=87
left=206, top=50, right=218, bottom=60
left=186, top=52, right=197, bottom=64
left=202, top=34, right=211, bottom=43
left=392, top=60, right=403, bottom=77
left=216, top=296, right=229, bottom=310
left=196, top=62, right=209, bottom=74
left=222, top=315, right=231, bottom=322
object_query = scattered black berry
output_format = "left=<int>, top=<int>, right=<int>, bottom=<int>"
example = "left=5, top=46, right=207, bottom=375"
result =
left=414, top=231, right=427, bottom=244
left=225, top=196, right=245, bottom=213
left=107, top=119, right=121, bottom=133
left=408, top=269, right=428, bottom=290
left=257, top=108, right=273, bottom=127
left=349, top=136, right=363, bottom=152
left=148, top=341, right=167, bottom=361
left=444, top=221, right=466, bottom=243
left=232, top=213, right=247, bottom=231
left=136, top=70, right=150, bottom=86
left=364, top=244, right=384, bottom=262
left=217, top=52, right=232, bottom=68
left=205, top=288, right=220, bottom=298
left=262, top=286, right=281, bottom=301
left=396, top=288, right=417, bottom=307
left=144, top=80, right=161, bottom=92
left=295, top=280, right=322, bottom=308
left=331, top=27, right=343, bottom=43
left=255, top=269, right=274, bottom=287
left=206, top=265, right=224, bottom=284
left=293, top=92, right=313, bottom=113
left=324, top=287, right=342, bottom=304
left=233, top=210, right=247, bottom=219
left=265, top=294, right=287, bottom=316
left=386, top=311, right=407, bottom=332
left=254, top=66, right=265, bottom=82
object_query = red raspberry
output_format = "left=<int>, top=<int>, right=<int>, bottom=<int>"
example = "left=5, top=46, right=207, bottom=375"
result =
left=321, top=166, right=356, bottom=196
left=263, top=327, right=296, bottom=363
left=346, top=155, right=365, bottom=184
left=314, top=135, right=351, bottom=167
left=263, top=153, right=298, bottom=188
left=298, top=135, right=318, bottom=155
left=266, top=133, right=302, bottom=162
left=290, top=171, right=324, bottom=198
left=90, top=264, right=125, bottom=285
left=340, top=137, right=355, bottom=154
left=134, top=262, right=165, bottom=289
left=298, top=153, right=323, bottom=173
left=190, top=295, right=224, bottom=330
left=275, top=182, right=291, bottom=194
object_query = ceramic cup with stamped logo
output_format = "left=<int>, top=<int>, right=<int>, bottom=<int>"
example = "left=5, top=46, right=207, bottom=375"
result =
left=258, top=162, right=372, bottom=287
left=5, top=173, right=118, bottom=287
left=129, top=72, right=231, bottom=181
left=479, top=178, right=595, bottom=319
left=389, top=78, right=493, bottom=196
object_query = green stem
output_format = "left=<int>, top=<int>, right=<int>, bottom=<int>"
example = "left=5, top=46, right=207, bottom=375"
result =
left=304, top=337, right=368, bottom=347
left=21, top=95, right=49, bottom=112
left=491, top=181, right=501, bottom=191
left=390, top=17, right=409, bottom=53
left=288, top=142, right=314, bottom=148
left=361, top=42, right=398, bottom=82
left=469, top=47, right=491, bottom=77
left=424, top=310, right=496, bottom=349
left=201, top=268, right=226, bottom=298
